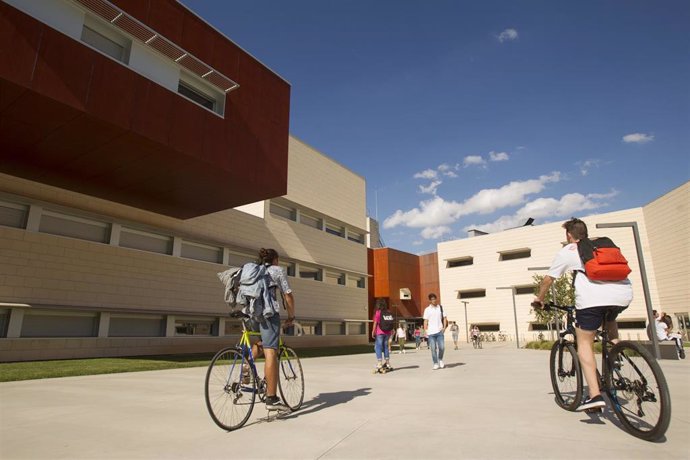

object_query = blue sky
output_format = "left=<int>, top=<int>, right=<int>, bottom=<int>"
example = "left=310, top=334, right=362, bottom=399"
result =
left=185, top=0, right=689, bottom=254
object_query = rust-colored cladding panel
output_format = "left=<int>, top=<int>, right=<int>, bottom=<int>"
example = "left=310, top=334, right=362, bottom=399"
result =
left=0, top=1, right=290, bottom=219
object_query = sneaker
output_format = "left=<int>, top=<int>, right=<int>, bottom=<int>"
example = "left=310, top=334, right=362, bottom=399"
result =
left=433, top=363, right=440, bottom=370
left=265, top=396, right=289, bottom=411
left=439, top=360, right=445, bottom=369
left=576, top=395, right=606, bottom=412
left=679, top=349, right=686, bottom=360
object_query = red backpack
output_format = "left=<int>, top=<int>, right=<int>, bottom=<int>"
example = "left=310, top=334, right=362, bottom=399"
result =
left=577, top=237, right=631, bottom=281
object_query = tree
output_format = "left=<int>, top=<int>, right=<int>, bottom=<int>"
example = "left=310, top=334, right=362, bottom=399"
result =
left=531, top=273, right=575, bottom=340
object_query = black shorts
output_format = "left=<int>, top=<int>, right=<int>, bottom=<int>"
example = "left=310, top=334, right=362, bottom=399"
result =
left=575, top=306, right=627, bottom=331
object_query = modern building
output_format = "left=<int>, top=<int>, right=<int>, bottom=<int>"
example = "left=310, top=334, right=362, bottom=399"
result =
left=437, top=181, right=689, bottom=344
left=0, top=0, right=369, bottom=361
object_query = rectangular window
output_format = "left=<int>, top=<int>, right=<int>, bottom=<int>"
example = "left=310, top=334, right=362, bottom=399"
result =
left=297, top=320, right=321, bottom=336
left=39, top=211, right=110, bottom=243
left=270, top=202, right=296, bottom=221
left=347, top=231, right=364, bottom=244
left=299, top=265, right=322, bottom=281
left=530, top=323, right=550, bottom=331
left=499, top=249, right=531, bottom=261
left=0, top=308, right=8, bottom=338
left=178, top=81, right=215, bottom=111
left=324, top=322, right=345, bottom=335
left=109, top=315, right=165, bottom=337
left=0, top=201, right=28, bottom=229
left=279, top=261, right=296, bottom=277
left=458, top=289, right=486, bottom=299
left=447, top=257, right=473, bottom=268
left=225, top=320, right=243, bottom=336
left=174, top=319, right=216, bottom=336
left=181, top=241, right=223, bottom=264
left=119, top=228, right=173, bottom=255
left=81, top=23, right=129, bottom=63
left=347, top=322, right=366, bottom=335
left=325, top=222, right=344, bottom=237
left=21, top=310, right=98, bottom=338
left=617, top=320, right=647, bottom=329
left=325, top=271, right=346, bottom=286
left=515, top=285, right=535, bottom=295
left=226, top=250, right=254, bottom=268
left=347, top=276, right=366, bottom=289
left=300, top=213, right=321, bottom=230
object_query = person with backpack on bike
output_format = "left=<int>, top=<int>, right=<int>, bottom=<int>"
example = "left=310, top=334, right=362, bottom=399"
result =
left=247, top=248, right=296, bottom=411
left=372, top=298, right=394, bottom=372
left=423, top=293, right=448, bottom=369
left=534, top=218, right=633, bottom=411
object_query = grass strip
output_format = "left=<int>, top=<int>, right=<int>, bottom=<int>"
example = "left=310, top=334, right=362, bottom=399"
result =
left=0, top=344, right=375, bottom=382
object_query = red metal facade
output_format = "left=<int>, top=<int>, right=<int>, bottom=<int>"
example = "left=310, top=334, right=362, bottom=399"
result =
left=0, top=1, right=290, bottom=218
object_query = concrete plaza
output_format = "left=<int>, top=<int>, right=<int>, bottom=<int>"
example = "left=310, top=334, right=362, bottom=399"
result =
left=1, top=342, right=688, bottom=459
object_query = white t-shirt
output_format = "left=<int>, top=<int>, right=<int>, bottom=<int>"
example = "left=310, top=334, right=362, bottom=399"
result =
left=547, top=243, right=633, bottom=310
left=655, top=320, right=669, bottom=340
left=396, top=327, right=405, bottom=339
left=423, top=304, right=447, bottom=335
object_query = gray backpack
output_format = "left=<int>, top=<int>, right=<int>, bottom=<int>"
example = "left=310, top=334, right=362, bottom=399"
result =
left=218, top=262, right=275, bottom=319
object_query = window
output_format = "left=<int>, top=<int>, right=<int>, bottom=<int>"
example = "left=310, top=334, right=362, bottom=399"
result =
left=617, top=320, right=647, bottom=329
left=174, top=319, right=216, bottom=336
left=325, top=271, right=346, bottom=286
left=499, top=249, right=531, bottom=261
left=119, top=228, right=173, bottom=255
left=0, top=201, right=28, bottom=229
left=476, top=323, right=500, bottom=332
left=270, top=202, right=296, bottom=221
left=347, top=322, right=366, bottom=335
left=515, top=285, right=535, bottom=295
left=299, top=265, right=322, bottom=281
left=530, top=323, right=550, bottom=331
left=347, top=276, right=366, bottom=289
left=0, top=308, right=8, bottom=338
left=296, top=321, right=321, bottom=336
left=181, top=241, right=223, bottom=264
left=325, top=222, right=344, bottom=237
left=279, top=261, right=296, bottom=277
left=21, top=310, right=98, bottom=338
left=458, top=289, right=486, bottom=299
left=109, top=315, right=164, bottom=337
left=324, top=322, right=345, bottom=335
left=347, top=231, right=364, bottom=244
left=39, top=211, right=110, bottom=243
left=447, top=257, right=473, bottom=268
left=80, top=21, right=130, bottom=63
left=178, top=81, right=215, bottom=111
left=225, top=320, right=243, bottom=336
left=226, top=250, right=254, bottom=268
left=300, top=213, right=322, bottom=230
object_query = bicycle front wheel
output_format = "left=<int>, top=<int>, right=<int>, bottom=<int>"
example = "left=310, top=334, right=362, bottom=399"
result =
left=549, top=342, right=583, bottom=411
left=204, top=347, right=256, bottom=431
left=607, top=341, right=671, bottom=441
left=278, top=346, right=304, bottom=410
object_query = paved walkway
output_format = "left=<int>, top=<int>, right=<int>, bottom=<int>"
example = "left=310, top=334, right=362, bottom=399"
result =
left=1, top=343, right=689, bottom=459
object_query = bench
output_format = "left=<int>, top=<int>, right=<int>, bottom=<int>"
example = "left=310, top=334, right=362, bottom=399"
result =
left=635, top=341, right=679, bottom=360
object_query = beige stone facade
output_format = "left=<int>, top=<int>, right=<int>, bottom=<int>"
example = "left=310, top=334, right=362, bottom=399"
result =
left=437, top=181, right=689, bottom=344
left=0, top=136, right=369, bottom=361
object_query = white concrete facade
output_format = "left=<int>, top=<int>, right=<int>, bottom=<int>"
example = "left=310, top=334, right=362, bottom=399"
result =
left=437, top=181, right=689, bottom=344
left=0, top=136, right=369, bottom=361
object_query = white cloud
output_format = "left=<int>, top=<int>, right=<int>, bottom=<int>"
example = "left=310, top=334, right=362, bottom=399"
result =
left=498, top=28, right=519, bottom=43
left=413, top=169, right=438, bottom=180
left=438, top=163, right=459, bottom=177
left=412, top=240, right=424, bottom=246
left=622, top=133, right=654, bottom=144
left=419, top=180, right=442, bottom=195
left=421, top=226, right=451, bottom=240
left=383, top=172, right=561, bottom=231
left=489, top=151, right=510, bottom=162
left=464, top=189, right=619, bottom=233
left=463, top=155, right=487, bottom=167
left=578, top=159, right=600, bottom=176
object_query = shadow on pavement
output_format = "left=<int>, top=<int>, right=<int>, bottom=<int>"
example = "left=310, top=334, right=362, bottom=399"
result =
left=283, top=388, right=372, bottom=419
left=442, top=363, right=465, bottom=369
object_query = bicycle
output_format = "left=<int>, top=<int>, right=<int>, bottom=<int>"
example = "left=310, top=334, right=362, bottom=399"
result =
left=204, top=311, right=305, bottom=431
left=472, top=334, right=482, bottom=349
left=535, top=301, right=671, bottom=441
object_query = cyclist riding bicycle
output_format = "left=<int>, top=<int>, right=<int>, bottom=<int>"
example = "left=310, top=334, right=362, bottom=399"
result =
left=471, top=325, right=480, bottom=342
left=534, top=218, right=633, bottom=412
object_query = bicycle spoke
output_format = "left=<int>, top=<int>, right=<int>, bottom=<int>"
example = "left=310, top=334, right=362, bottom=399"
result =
left=205, top=348, right=256, bottom=431
left=278, top=347, right=304, bottom=411
left=550, top=342, right=582, bottom=411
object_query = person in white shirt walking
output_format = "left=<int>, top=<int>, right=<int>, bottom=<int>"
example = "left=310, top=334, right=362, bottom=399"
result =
left=423, top=293, right=448, bottom=369
left=396, top=325, right=406, bottom=354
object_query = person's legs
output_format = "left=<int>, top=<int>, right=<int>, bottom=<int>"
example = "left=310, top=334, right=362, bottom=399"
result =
left=374, top=334, right=384, bottom=361
left=575, top=327, right=600, bottom=398
left=259, top=316, right=285, bottom=408
left=428, top=333, right=439, bottom=365
left=437, top=333, right=445, bottom=364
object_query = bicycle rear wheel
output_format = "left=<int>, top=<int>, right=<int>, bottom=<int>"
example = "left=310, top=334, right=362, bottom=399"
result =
left=549, top=342, right=583, bottom=411
left=204, top=347, right=256, bottom=431
left=278, top=346, right=304, bottom=410
left=607, top=341, right=671, bottom=441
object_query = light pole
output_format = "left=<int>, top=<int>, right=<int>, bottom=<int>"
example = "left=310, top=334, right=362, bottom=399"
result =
left=496, top=286, right=520, bottom=349
left=596, top=222, right=660, bottom=360
left=461, top=301, right=469, bottom=343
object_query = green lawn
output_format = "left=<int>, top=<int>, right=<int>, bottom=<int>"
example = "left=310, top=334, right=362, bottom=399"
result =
left=0, top=344, right=374, bottom=382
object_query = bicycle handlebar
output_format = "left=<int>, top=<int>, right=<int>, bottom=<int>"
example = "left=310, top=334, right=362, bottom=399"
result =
left=530, top=301, right=574, bottom=313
